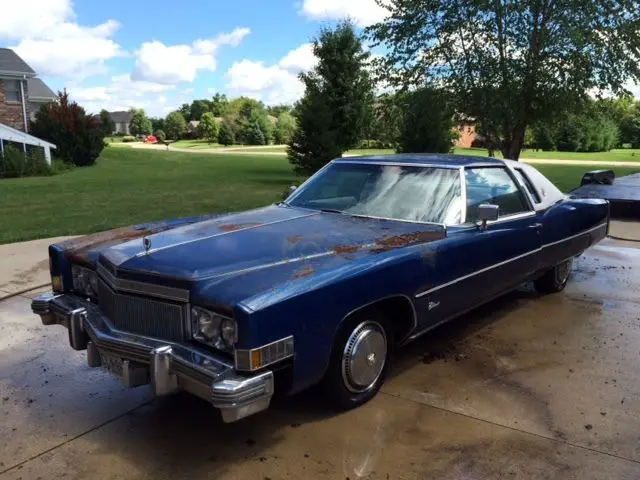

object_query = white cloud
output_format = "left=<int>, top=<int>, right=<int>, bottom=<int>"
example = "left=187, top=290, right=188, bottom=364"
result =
left=70, top=74, right=176, bottom=116
left=279, top=43, right=318, bottom=71
left=299, top=0, right=389, bottom=27
left=226, top=44, right=318, bottom=104
left=2, top=0, right=123, bottom=80
left=132, top=27, right=250, bottom=85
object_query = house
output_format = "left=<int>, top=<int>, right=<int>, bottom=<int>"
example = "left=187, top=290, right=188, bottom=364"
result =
left=27, top=78, right=56, bottom=121
left=454, top=123, right=478, bottom=148
left=0, top=48, right=57, bottom=163
left=108, top=111, right=133, bottom=135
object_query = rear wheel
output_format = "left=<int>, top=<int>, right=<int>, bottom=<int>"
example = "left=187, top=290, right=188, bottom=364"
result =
left=322, top=311, right=393, bottom=410
left=534, top=258, right=573, bottom=294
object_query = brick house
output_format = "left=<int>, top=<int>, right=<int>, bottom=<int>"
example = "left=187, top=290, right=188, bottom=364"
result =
left=0, top=48, right=55, bottom=131
left=0, top=48, right=57, bottom=163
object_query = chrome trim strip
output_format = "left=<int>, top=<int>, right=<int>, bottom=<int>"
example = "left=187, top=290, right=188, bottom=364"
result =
left=414, top=221, right=608, bottom=299
left=543, top=222, right=608, bottom=248
left=97, top=262, right=190, bottom=302
left=348, top=212, right=446, bottom=227
left=415, top=248, right=542, bottom=298
left=336, top=160, right=465, bottom=169
left=141, top=212, right=319, bottom=256
left=459, top=166, right=467, bottom=224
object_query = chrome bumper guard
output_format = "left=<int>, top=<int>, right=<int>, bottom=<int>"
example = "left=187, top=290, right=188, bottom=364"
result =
left=32, top=293, right=273, bottom=423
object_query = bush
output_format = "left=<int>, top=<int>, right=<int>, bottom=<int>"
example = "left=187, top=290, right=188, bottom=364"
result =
left=154, top=130, right=166, bottom=142
left=0, top=145, right=52, bottom=178
left=122, top=136, right=136, bottom=142
left=246, top=121, right=266, bottom=145
left=30, top=90, right=104, bottom=166
left=51, top=158, right=75, bottom=174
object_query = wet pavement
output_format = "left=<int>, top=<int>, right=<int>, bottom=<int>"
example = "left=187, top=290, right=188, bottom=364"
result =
left=2, top=236, right=640, bottom=479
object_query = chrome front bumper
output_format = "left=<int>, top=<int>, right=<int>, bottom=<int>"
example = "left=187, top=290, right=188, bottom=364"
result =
left=32, top=293, right=273, bottom=422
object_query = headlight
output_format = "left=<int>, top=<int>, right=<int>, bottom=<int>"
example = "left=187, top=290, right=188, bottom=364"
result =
left=71, top=265, right=98, bottom=299
left=191, top=306, right=236, bottom=351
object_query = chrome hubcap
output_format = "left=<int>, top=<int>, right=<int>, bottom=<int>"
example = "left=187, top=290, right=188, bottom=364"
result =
left=557, top=258, right=572, bottom=283
left=342, top=321, right=387, bottom=393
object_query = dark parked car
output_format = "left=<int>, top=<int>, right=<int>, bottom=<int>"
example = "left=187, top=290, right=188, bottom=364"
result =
left=32, top=154, right=609, bottom=422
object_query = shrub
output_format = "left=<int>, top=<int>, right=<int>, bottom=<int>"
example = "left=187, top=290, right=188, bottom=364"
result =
left=122, top=136, right=136, bottom=142
left=154, top=130, right=166, bottom=142
left=30, top=90, right=104, bottom=166
left=0, top=145, right=26, bottom=178
left=51, top=158, right=75, bottom=174
left=25, top=148, right=52, bottom=176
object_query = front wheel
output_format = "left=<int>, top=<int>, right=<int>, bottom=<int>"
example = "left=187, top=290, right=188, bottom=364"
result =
left=534, top=258, right=573, bottom=294
left=322, top=312, right=392, bottom=410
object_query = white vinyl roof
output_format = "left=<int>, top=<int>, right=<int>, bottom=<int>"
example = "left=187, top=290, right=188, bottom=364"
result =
left=0, top=123, right=56, bottom=149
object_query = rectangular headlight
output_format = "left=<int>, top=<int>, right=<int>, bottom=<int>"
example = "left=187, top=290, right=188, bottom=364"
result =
left=235, top=336, right=294, bottom=371
left=71, top=265, right=98, bottom=299
left=191, top=306, right=236, bottom=352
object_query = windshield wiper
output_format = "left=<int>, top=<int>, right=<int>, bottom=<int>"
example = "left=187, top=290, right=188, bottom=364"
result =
left=319, top=208, right=344, bottom=214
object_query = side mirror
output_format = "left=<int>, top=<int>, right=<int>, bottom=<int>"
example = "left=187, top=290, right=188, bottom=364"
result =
left=289, top=185, right=297, bottom=193
left=477, top=204, right=499, bottom=230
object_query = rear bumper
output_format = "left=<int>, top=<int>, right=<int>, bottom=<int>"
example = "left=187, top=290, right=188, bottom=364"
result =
left=31, top=293, right=273, bottom=422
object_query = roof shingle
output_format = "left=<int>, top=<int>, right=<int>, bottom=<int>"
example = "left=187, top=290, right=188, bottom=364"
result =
left=0, top=48, right=36, bottom=76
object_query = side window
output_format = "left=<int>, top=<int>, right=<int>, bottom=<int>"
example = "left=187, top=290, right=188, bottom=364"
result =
left=465, top=168, right=530, bottom=222
left=513, top=169, right=541, bottom=204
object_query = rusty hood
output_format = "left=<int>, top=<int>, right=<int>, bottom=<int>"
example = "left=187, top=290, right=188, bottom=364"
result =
left=98, top=205, right=446, bottom=286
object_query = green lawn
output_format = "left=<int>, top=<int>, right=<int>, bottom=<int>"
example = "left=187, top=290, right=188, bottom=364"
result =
left=454, top=147, right=640, bottom=162
left=1, top=148, right=638, bottom=244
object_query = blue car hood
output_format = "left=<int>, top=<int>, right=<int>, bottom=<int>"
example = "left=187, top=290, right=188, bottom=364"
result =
left=98, top=205, right=445, bottom=307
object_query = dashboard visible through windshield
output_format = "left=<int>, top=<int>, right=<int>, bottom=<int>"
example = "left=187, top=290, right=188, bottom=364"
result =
left=287, top=162, right=463, bottom=225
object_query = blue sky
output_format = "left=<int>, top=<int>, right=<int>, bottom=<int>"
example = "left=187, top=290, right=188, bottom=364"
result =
left=1, top=0, right=387, bottom=116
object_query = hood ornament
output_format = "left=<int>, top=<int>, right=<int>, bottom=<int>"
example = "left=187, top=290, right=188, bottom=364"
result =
left=143, top=236, right=152, bottom=254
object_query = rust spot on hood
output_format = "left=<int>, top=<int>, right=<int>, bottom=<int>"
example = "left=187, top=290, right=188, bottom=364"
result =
left=291, top=265, right=314, bottom=279
left=333, top=244, right=361, bottom=256
left=372, top=230, right=445, bottom=252
left=218, top=222, right=262, bottom=232
left=287, top=234, right=302, bottom=245
left=58, top=225, right=166, bottom=266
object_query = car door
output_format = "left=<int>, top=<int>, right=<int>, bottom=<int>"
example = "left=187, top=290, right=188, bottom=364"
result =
left=415, top=166, right=542, bottom=328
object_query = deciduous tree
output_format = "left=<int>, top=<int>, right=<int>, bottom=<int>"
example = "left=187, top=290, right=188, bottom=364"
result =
left=164, top=111, right=187, bottom=140
left=368, top=0, right=640, bottom=160
left=99, top=109, right=114, bottom=137
left=128, top=108, right=152, bottom=136
left=198, top=112, right=219, bottom=143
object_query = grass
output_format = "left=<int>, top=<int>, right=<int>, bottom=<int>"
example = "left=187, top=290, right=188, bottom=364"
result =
left=1, top=148, right=638, bottom=244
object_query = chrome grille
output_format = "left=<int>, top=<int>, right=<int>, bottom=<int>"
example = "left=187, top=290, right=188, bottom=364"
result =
left=97, top=278, right=186, bottom=342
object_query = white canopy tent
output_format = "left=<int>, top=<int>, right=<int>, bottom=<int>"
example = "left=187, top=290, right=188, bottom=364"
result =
left=0, top=123, right=56, bottom=164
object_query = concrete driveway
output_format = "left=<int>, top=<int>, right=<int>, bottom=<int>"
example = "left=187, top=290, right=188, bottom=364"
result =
left=1, top=229, right=640, bottom=479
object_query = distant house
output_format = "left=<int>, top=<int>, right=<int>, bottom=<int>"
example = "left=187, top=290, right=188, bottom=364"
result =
left=187, top=120, right=200, bottom=136
left=454, top=123, right=477, bottom=148
left=109, top=111, right=132, bottom=135
left=27, top=78, right=56, bottom=121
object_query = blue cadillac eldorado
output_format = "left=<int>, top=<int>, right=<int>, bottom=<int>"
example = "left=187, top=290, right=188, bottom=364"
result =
left=32, top=154, right=609, bottom=422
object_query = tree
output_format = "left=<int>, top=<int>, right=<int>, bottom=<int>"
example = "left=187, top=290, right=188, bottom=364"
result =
left=267, top=104, right=292, bottom=117
left=273, top=112, right=297, bottom=144
left=30, top=90, right=104, bottom=166
left=246, top=121, right=266, bottom=145
left=396, top=88, right=457, bottom=154
left=164, top=111, right=187, bottom=140
left=150, top=117, right=165, bottom=132
left=99, top=109, right=114, bottom=137
left=368, top=0, right=640, bottom=160
left=190, top=100, right=210, bottom=121
left=288, top=21, right=374, bottom=175
left=178, top=103, right=191, bottom=121
left=218, top=119, right=235, bottom=145
left=210, top=93, right=228, bottom=117
left=129, top=108, right=152, bottom=136
left=369, top=93, right=403, bottom=148
left=198, top=112, right=219, bottom=143
left=225, top=96, right=273, bottom=144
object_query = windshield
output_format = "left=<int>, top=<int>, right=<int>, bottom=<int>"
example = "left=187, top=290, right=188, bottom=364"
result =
left=288, top=162, right=463, bottom=224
